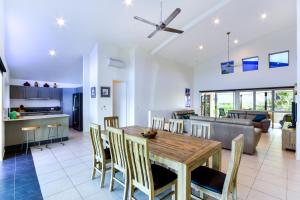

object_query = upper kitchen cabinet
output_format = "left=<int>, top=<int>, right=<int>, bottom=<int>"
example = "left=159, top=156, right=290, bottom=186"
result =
left=10, top=86, right=26, bottom=99
left=25, top=87, right=39, bottom=99
left=38, top=87, right=50, bottom=99
left=50, top=88, right=62, bottom=100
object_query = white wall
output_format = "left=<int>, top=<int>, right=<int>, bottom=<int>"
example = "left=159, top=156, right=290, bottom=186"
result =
left=83, top=45, right=193, bottom=129
left=193, top=27, right=297, bottom=112
left=0, top=0, right=5, bottom=160
left=134, top=50, right=193, bottom=126
left=297, top=0, right=300, bottom=160
left=10, top=99, right=60, bottom=108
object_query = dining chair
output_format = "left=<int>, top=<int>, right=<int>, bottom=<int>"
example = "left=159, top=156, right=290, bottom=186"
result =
left=90, top=123, right=111, bottom=188
left=104, top=116, right=119, bottom=130
left=107, top=127, right=128, bottom=200
left=191, top=121, right=211, bottom=166
left=151, top=117, right=165, bottom=130
left=125, top=134, right=178, bottom=200
left=169, top=119, right=184, bottom=134
left=191, top=121, right=211, bottom=139
left=191, top=134, right=244, bottom=200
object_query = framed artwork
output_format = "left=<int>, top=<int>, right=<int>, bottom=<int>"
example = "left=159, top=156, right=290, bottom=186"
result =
left=101, top=87, right=110, bottom=98
left=185, top=88, right=191, bottom=108
left=221, top=60, right=234, bottom=74
left=242, top=56, right=259, bottom=72
left=269, top=50, right=289, bottom=68
left=91, top=87, right=96, bottom=98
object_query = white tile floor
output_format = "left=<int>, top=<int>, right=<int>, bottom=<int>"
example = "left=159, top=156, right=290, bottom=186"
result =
left=31, top=129, right=300, bottom=200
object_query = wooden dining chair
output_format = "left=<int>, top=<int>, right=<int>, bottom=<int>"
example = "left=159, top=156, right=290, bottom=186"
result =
left=125, top=135, right=178, bottom=200
left=169, top=119, right=184, bottom=134
left=107, top=127, right=128, bottom=200
left=151, top=117, right=165, bottom=130
left=191, top=134, right=244, bottom=200
left=90, top=123, right=111, bottom=188
left=191, top=121, right=211, bottom=139
left=104, top=116, right=119, bottom=130
left=191, top=121, right=211, bottom=166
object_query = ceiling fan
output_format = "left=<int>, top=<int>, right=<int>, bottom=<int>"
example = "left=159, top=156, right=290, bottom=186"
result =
left=134, top=0, right=184, bottom=38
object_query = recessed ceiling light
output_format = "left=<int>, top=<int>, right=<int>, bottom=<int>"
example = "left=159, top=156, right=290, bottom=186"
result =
left=49, top=50, right=56, bottom=56
left=199, top=45, right=204, bottom=50
left=56, top=17, right=65, bottom=27
left=234, top=39, right=239, bottom=44
left=261, top=13, right=267, bottom=20
left=214, top=18, right=220, bottom=24
left=124, top=0, right=133, bottom=6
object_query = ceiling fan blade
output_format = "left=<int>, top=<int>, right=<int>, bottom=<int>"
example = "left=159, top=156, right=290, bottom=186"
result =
left=163, top=27, right=184, bottom=34
left=164, top=8, right=181, bottom=26
left=134, top=16, right=158, bottom=27
left=148, top=30, right=159, bottom=38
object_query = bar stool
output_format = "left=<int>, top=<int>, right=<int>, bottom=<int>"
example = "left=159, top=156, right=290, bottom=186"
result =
left=46, top=123, right=64, bottom=148
left=21, top=126, right=42, bottom=154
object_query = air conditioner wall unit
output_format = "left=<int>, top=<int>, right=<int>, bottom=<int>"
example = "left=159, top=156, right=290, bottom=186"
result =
left=107, top=58, right=126, bottom=68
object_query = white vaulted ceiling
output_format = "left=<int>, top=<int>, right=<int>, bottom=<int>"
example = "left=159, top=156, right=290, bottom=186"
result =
left=4, top=0, right=296, bottom=83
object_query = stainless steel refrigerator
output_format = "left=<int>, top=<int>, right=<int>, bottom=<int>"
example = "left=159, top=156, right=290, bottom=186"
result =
left=72, top=93, right=83, bottom=131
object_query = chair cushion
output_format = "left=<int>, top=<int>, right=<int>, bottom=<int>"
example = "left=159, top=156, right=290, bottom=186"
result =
left=253, top=114, right=266, bottom=122
left=191, top=166, right=226, bottom=194
left=104, top=148, right=111, bottom=160
left=151, top=164, right=177, bottom=190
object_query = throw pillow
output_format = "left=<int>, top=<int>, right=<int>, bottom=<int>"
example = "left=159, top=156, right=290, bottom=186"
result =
left=253, top=114, right=266, bottom=122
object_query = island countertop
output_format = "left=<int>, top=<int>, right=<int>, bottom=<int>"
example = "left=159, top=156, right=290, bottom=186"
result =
left=3, top=114, right=69, bottom=122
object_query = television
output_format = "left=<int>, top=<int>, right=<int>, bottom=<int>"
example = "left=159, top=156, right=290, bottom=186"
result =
left=242, top=56, right=259, bottom=72
left=221, top=60, right=234, bottom=74
left=269, top=51, right=289, bottom=68
left=289, top=102, right=297, bottom=128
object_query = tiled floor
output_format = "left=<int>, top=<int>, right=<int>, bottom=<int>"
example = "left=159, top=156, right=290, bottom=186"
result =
left=0, top=150, right=43, bottom=200
left=3, top=128, right=300, bottom=200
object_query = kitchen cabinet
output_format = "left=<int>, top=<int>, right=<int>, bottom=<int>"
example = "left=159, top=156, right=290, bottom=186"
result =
left=38, top=87, right=50, bottom=99
left=10, top=85, right=63, bottom=100
left=10, top=86, right=26, bottom=99
left=50, top=88, right=62, bottom=100
left=25, top=87, right=39, bottom=99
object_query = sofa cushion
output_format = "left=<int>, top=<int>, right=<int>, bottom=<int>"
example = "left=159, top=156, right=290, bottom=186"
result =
left=253, top=114, right=267, bottom=122
left=215, top=118, right=253, bottom=126
left=190, top=116, right=216, bottom=122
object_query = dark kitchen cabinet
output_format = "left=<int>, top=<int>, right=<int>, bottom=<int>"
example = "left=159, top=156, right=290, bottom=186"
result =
left=10, top=85, right=63, bottom=100
left=10, top=86, right=26, bottom=99
left=25, top=87, right=39, bottom=99
left=38, top=87, right=50, bottom=99
left=50, top=88, right=62, bottom=100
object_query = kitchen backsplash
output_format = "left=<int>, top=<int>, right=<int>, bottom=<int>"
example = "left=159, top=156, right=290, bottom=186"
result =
left=10, top=99, right=61, bottom=108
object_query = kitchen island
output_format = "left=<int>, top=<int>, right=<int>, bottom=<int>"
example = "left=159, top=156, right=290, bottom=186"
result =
left=4, top=114, right=69, bottom=147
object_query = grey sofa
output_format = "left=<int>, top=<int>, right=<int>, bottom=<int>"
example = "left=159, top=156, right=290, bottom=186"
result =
left=187, top=116, right=262, bottom=154
left=228, top=110, right=271, bottom=132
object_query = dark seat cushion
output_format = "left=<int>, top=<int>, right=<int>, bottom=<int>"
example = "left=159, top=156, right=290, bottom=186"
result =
left=253, top=114, right=266, bottom=122
left=151, top=164, right=177, bottom=190
left=104, top=148, right=111, bottom=160
left=191, top=166, right=226, bottom=194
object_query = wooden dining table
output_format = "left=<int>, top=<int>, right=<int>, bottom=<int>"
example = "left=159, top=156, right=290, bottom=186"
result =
left=102, top=126, right=222, bottom=200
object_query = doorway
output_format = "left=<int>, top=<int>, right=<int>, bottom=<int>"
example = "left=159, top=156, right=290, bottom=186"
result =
left=113, top=81, right=127, bottom=127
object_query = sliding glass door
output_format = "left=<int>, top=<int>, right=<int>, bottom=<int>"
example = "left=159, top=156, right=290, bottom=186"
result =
left=200, top=92, right=216, bottom=117
left=255, top=91, right=272, bottom=111
left=239, top=91, right=254, bottom=110
left=216, top=92, right=235, bottom=117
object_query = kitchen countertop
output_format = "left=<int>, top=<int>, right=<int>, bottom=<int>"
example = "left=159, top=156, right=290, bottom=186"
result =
left=4, top=114, right=70, bottom=122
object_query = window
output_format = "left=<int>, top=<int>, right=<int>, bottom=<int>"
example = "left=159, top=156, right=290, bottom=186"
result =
left=216, top=92, right=235, bottom=117
left=242, top=56, right=259, bottom=72
left=255, top=91, right=272, bottom=111
left=274, top=90, right=293, bottom=112
left=269, top=51, right=289, bottom=68
left=201, top=93, right=216, bottom=117
left=239, top=91, right=253, bottom=110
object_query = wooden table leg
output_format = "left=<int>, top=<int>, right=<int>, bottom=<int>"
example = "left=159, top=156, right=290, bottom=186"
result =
left=177, top=164, right=191, bottom=200
left=212, top=149, right=222, bottom=170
